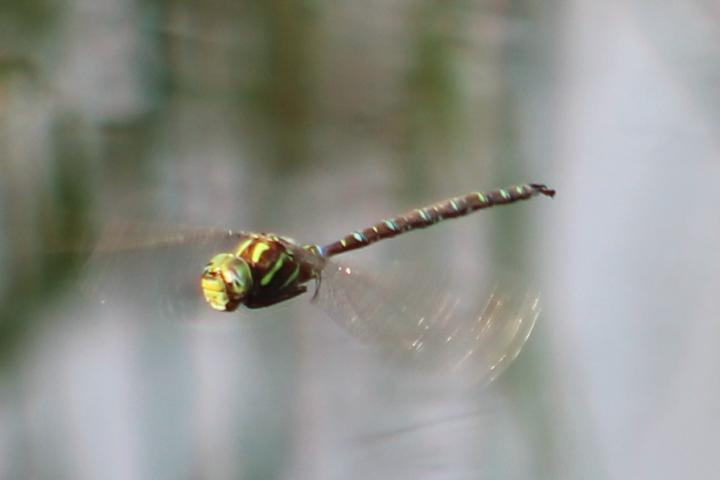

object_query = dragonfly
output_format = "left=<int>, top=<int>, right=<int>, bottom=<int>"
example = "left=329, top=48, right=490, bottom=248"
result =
left=84, top=183, right=555, bottom=385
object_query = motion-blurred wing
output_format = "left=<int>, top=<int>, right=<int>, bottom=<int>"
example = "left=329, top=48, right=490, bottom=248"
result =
left=312, top=259, right=540, bottom=386
left=73, top=221, right=252, bottom=320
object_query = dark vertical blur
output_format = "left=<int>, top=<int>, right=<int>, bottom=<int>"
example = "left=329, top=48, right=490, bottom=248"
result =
left=495, top=2, right=562, bottom=477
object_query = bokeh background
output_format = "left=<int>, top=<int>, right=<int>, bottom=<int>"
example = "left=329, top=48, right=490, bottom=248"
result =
left=2, top=1, right=720, bottom=479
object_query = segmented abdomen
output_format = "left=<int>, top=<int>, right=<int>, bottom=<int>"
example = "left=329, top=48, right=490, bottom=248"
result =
left=321, top=183, right=555, bottom=257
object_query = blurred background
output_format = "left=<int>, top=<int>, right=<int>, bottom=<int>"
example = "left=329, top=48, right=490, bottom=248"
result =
left=2, top=1, right=720, bottom=479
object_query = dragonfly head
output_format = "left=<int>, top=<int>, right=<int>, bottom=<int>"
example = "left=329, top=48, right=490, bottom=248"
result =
left=201, top=253, right=253, bottom=312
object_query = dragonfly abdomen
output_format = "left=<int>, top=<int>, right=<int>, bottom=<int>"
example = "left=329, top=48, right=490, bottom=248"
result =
left=322, top=183, right=555, bottom=257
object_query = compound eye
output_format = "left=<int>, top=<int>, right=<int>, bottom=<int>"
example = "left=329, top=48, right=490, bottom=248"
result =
left=200, top=253, right=253, bottom=312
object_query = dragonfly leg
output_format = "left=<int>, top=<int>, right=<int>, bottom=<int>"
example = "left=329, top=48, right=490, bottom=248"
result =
left=245, top=285, right=308, bottom=309
left=311, top=273, right=322, bottom=302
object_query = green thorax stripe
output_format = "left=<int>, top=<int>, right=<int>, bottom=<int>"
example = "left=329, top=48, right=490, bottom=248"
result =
left=251, top=242, right=271, bottom=263
left=260, top=254, right=286, bottom=286
left=280, top=262, right=301, bottom=289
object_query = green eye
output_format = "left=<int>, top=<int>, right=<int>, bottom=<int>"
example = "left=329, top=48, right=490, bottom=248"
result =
left=200, top=253, right=253, bottom=311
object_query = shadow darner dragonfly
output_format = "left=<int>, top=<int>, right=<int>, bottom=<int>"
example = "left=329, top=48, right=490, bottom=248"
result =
left=84, top=183, right=555, bottom=385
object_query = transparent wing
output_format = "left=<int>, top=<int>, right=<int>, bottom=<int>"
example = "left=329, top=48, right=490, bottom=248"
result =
left=71, top=221, right=252, bottom=321
left=50, top=219, right=251, bottom=254
left=312, top=259, right=540, bottom=386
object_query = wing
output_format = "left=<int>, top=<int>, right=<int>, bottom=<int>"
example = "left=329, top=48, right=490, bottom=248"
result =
left=312, top=259, right=540, bottom=386
left=48, top=219, right=251, bottom=254
left=72, top=222, right=253, bottom=321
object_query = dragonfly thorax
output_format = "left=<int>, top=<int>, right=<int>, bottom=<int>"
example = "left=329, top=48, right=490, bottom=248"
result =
left=200, top=233, right=321, bottom=311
